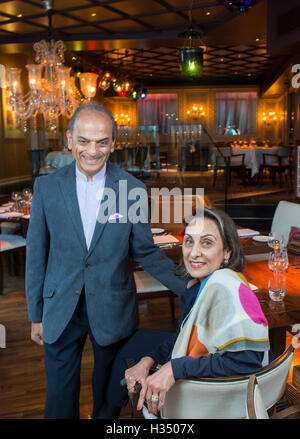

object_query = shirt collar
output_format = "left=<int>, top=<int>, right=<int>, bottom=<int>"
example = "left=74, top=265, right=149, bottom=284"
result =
left=76, top=162, right=107, bottom=183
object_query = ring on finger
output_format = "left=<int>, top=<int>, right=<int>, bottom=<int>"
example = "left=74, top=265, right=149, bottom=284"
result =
left=151, top=395, right=159, bottom=403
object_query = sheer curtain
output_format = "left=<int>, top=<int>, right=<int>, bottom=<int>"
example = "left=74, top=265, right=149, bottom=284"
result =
left=137, top=93, right=178, bottom=134
left=216, top=92, right=257, bottom=135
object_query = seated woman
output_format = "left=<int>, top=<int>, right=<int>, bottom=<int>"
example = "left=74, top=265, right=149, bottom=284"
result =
left=107, top=207, right=270, bottom=417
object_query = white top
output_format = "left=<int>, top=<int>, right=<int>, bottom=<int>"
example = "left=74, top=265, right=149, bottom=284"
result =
left=75, top=164, right=107, bottom=249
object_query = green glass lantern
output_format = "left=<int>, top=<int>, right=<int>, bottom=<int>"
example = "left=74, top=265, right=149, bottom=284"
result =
left=180, top=46, right=203, bottom=77
left=178, top=27, right=204, bottom=78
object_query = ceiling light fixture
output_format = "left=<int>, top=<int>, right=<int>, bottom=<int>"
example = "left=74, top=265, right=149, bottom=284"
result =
left=6, top=0, right=95, bottom=132
left=178, top=1, right=205, bottom=77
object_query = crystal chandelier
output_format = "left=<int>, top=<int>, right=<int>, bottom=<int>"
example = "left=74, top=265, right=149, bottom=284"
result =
left=6, top=1, right=98, bottom=132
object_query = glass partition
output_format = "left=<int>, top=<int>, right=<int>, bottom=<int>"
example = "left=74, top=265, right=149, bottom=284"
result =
left=110, top=120, right=227, bottom=212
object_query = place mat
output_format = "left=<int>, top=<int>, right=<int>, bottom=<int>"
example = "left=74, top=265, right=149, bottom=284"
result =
left=0, top=240, right=13, bottom=251
left=244, top=243, right=270, bottom=255
left=252, top=235, right=271, bottom=243
left=151, top=228, right=165, bottom=234
left=238, top=228, right=260, bottom=238
left=0, top=211, right=22, bottom=218
left=154, top=234, right=179, bottom=245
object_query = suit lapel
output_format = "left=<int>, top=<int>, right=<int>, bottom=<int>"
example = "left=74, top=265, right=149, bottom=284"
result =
left=87, top=161, right=120, bottom=256
left=57, top=161, right=87, bottom=253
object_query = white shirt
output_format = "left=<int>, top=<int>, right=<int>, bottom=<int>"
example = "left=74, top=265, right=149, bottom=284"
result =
left=76, top=164, right=107, bottom=250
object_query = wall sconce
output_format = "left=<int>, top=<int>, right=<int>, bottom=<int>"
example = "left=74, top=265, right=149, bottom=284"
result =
left=262, top=111, right=277, bottom=125
left=114, top=113, right=131, bottom=125
left=186, top=105, right=205, bottom=120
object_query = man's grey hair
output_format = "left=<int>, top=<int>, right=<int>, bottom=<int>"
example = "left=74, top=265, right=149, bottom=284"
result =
left=68, top=102, right=118, bottom=140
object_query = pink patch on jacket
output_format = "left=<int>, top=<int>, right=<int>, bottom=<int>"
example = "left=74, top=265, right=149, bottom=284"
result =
left=238, top=283, right=268, bottom=326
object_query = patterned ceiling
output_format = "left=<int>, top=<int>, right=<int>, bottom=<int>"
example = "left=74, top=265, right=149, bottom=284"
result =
left=0, top=0, right=292, bottom=85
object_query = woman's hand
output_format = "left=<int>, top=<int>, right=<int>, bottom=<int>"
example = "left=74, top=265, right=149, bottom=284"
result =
left=137, top=361, right=175, bottom=415
left=125, top=356, right=154, bottom=394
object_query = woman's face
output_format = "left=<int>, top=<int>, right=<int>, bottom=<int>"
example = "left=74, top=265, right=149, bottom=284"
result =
left=182, top=217, right=231, bottom=281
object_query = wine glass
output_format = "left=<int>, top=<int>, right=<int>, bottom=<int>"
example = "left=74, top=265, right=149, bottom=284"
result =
left=268, top=248, right=289, bottom=272
left=22, top=188, right=32, bottom=201
left=11, top=191, right=22, bottom=211
left=268, top=232, right=284, bottom=252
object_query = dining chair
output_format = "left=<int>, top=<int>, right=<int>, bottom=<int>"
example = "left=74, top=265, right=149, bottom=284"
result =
left=133, top=271, right=177, bottom=322
left=158, top=345, right=294, bottom=419
left=213, top=146, right=248, bottom=186
left=259, top=146, right=293, bottom=187
left=0, top=233, right=26, bottom=295
left=271, top=200, right=300, bottom=245
left=246, top=374, right=300, bottom=419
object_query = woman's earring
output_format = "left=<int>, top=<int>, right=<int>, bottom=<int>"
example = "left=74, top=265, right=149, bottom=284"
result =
left=223, top=257, right=229, bottom=266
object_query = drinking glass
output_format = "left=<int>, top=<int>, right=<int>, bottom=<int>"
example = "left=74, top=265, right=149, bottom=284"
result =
left=268, top=272, right=286, bottom=302
left=268, top=232, right=284, bottom=252
left=268, top=248, right=289, bottom=272
left=11, top=191, right=22, bottom=211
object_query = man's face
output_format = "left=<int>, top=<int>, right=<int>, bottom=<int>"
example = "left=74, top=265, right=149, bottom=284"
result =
left=67, top=110, right=115, bottom=180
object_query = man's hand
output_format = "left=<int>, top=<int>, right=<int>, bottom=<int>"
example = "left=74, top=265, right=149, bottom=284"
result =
left=125, top=356, right=154, bottom=394
left=31, top=322, right=44, bottom=345
left=137, top=361, right=175, bottom=415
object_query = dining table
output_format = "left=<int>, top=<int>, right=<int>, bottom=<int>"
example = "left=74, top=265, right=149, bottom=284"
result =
left=1, top=206, right=299, bottom=358
left=152, top=232, right=300, bottom=358
left=231, top=146, right=278, bottom=178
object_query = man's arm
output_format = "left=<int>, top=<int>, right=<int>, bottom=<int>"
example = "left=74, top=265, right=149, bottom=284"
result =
left=129, top=219, right=187, bottom=295
left=25, top=178, right=49, bottom=324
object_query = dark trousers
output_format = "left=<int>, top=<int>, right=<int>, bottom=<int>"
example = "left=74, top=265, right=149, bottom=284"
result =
left=43, top=289, right=125, bottom=419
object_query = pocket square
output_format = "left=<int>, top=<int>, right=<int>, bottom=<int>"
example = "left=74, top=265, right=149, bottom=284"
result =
left=108, top=213, right=124, bottom=220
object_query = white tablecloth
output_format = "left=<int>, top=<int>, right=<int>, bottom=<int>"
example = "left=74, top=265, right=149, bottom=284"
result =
left=231, top=147, right=278, bottom=177
left=45, top=151, right=74, bottom=169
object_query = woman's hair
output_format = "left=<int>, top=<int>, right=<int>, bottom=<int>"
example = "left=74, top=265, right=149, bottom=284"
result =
left=176, top=206, right=245, bottom=279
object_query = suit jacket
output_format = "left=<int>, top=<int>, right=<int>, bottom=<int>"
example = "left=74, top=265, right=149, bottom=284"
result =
left=25, top=161, right=186, bottom=345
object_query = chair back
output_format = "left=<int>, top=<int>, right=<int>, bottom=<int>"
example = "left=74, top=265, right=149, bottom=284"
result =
left=246, top=375, right=269, bottom=419
left=277, top=146, right=289, bottom=157
left=161, top=346, right=294, bottom=419
left=230, top=153, right=245, bottom=166
left=271, top=200, right=300, bottom=244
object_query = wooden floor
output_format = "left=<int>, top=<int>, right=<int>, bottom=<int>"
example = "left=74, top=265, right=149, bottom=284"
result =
left=0, top=289, right=179, bottom=419
left=0, top=287, right=299, bottom=419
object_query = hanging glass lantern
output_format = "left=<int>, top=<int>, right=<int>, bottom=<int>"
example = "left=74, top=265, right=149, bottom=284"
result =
left=113, top=79, right=122, bottom=94
left=178, top=3, right=205, bottom=78
left=178, top=25, right=204, bottom=78
left=226, top=0, right=256, bottom=12
left=180, top=45, right=204, bottom=77
left=79, top=72, right=98, bottom=100
left=99, top=71, right=112, bottom=91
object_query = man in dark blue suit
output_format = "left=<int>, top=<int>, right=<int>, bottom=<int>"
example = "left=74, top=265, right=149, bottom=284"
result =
left=25, top=103, right=187, bottom=419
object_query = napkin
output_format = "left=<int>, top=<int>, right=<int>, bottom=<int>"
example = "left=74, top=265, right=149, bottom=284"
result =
left=248, top=282, right=258, bottom=291
left=237, top=228, right=260, bottom=238
left=154, top=234, right=179, bottom=245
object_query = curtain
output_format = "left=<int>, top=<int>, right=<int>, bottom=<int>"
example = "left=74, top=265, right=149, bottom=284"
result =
left=215, top=92, right=257, bottom=135
left=137, top=93, right=178, bottom=134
